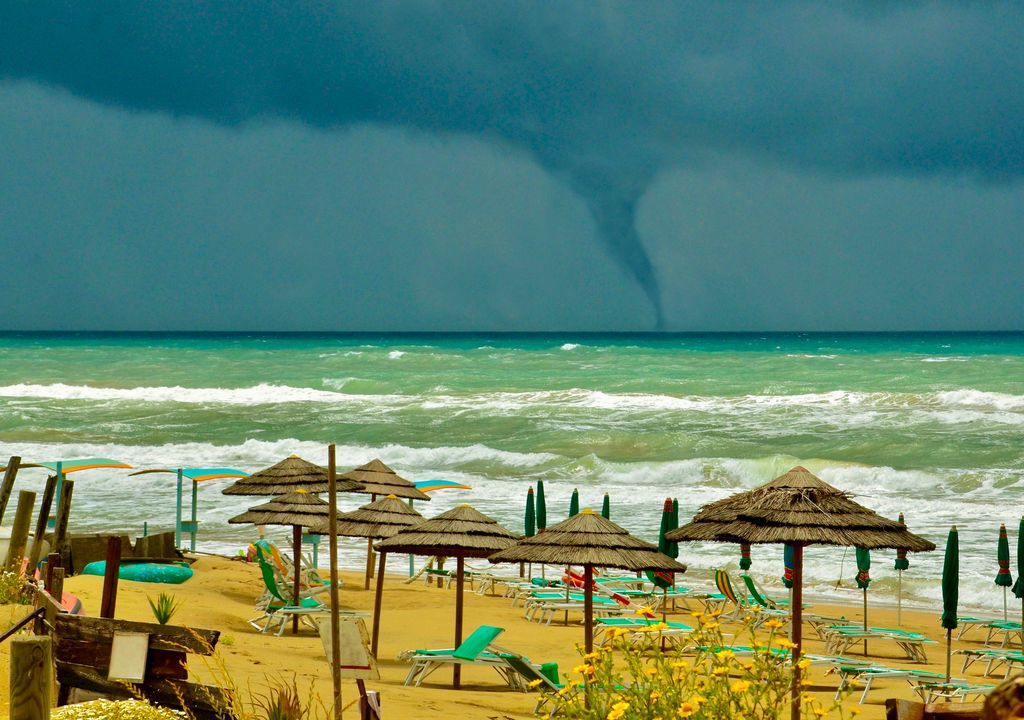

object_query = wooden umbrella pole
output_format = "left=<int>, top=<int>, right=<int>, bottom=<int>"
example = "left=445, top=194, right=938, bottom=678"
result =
left=371, top=551, right=387, bottom=658
left=365, top=537, right=374, bottom=591
left=584, top=565, right=594, bottom=654
left=863, top=587, right=868, bottom=656
left=897, top=570, right=902, bottom=626
left=292, top=524, right=302, bottom=635
left=454, top=556, right=465, bottom=689
left=564, top=565, right=570, bottom=626
left=327, top=445, right=342, bottom=720
left=790, top=544, right=804, bottom=720
left=945, top=627, right=952, bottom=683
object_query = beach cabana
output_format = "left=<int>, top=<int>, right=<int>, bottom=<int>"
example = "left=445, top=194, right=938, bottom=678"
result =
left=228, top=490, right=346, bottom=635
left=222, top=454, right=361, bottom=496
left=323, top=495, right=425, bottom=657
left=129, top=467, right=248, bottom=550
left=489, top=508, right=687, bottom=653
left=666, top=466, right=934, bottom=720
left=375, top=505, right=516, bottom=688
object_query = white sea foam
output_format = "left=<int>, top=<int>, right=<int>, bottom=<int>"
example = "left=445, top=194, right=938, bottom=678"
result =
left=0, top=382, right=383, bottom=405
left=935, top=389, right=1024, bottom=410
left=387, top=350, right=405, bottom=359
left=560, top=343, right=580, bottom=350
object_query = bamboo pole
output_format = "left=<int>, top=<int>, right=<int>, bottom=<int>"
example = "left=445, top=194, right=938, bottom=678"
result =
left=327, top=445, right=342, bottom=720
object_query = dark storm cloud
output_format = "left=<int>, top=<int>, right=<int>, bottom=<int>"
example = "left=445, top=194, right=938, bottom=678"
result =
left=3, top=2, right=1023, bottom=324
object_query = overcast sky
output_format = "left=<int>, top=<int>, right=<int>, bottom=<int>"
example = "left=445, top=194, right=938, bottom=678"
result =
left=2, top=3, right=1022, bottom=331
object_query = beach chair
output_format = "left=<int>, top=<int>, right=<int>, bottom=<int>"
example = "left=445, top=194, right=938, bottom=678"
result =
left=740, top=573, right=789, bottom=610
left=956, top=615, right=998, bottom=641
left=400, top=625, right=521, bottom=688
left=957, top=647, right=1024, bottom=678
left=832, top=663, right=949, bottom=704
left=593, top=617, right=693, bottom=647
left=984, top=620, right=1023, bottom=648
left=713, top=569, right=787, bottom=626
left=255, top=540, right=334, bottom=598
left=914, top=681, right=995, bottom=704
left=823, top=626, right=934, bottom=663
left=247, top=552, right=331, bottom=636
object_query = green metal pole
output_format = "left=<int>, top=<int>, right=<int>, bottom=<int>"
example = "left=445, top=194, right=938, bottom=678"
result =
left=49, top=462, right=64, bottom=530
left=190, top=475, right=199, bottom=552
left=175, top=469, right=183, bottom=549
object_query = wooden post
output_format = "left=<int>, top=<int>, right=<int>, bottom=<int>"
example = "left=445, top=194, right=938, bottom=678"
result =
left=0, top=456, right=21, bottom=525
left=371, top=551, right=386, bottom=658
left=50, top=568, right=65, bottom=605
left=327, top=445, right=342, bottom=720
left=4, top=490, right=37, bottom=573
left=9, top=635, right=51, bottom=720
left=52, top=481, right=74, bottom=568
left=28, top=475, right=58, bottom=574
left=584, top=564, right=594, bottom=654
left=365, top=537, right=374, bottom=591
left=453, top=556, right=465, bottom=689
left=292, top=524, right=302, bottom=635
left=100, top=536, right=122, bottom=619
left=44, top=553, right=60, bottom=593
left=790, top=543, right=804, bottom=720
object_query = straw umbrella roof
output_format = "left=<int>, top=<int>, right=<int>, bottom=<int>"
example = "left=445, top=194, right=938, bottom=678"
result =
left=222, top=454, right=364, bottom=496
left=226, top=490, right=344, bottom=531
left=666, top=466, right=935, bottom=551
left=489, top=509, right=688, bottom=572
left=322, top=494, right=425, bottom=538
left=341, top=458, right=430, bottom=501
left=374, top=504, right=516, bottom=557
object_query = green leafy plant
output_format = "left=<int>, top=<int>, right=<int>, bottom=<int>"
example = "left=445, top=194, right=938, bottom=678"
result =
left=147, top=592, right=181, bottom=625
left=0, top=569, right=29, bottom=604
left=251, top=677, right=312, bottom=720
left=534, top=608, right=858, bottom=720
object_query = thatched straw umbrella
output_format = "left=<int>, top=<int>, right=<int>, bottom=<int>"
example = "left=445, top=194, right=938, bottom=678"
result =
left=222, top=454, right=364, bottom=496
left=322, top=495, right=425, bottom=657
left=375, top=505, right=516, bottom=688
left=489, top=508, right=687, bottom=654
left=666, top=466, right=935, bottom=720
left=228, top=490, right=346, bottom=634
left=340, top=459, right=431, bottom=588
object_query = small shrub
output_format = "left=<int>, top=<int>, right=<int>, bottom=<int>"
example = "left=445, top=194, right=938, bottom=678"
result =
left=0, top=569, right=29, bottom=604
left=535, top=608, right=857, bottom=720
left=147, top=592, right=181, bottom=625
left=252, top=677, right=311, bottom=720
left=52, top=698, right=186, bottom=719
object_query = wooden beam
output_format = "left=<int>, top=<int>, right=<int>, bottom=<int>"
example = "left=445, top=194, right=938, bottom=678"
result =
left=52, top=480, right=74, bottom=568
left=0, top=456, right=21, bottom=525
left=27, top=474, right=58, bottom=573
left=4, top=490, right=37, bottom=573
left=53, top=614, right=220, bottom=654
left=100, top=536, right=122, bottom=619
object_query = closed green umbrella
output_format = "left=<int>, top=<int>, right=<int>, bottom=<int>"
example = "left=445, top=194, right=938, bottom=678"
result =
left=1012, top=517, right=1024, bottom=653
left=739, top=542, right=752, bottom=571
left=895, top=512, right=910, bottom=626
left=996, top=523, right=1013, bottom=622
left=646, top=498, right=675, bottom=589
left=941, top=526, right=959, bottom=683
left=782, top=543, right=795, bottom=588
left=536, top=481, right=547, bottom=531
left=569, top=488, right=579, bottom=517
left=524, top=487, right=536, bottom=578
left=601, top=493, right=610, bottom=520
left=856, top=547, right=871, bottom=655
left=669, top=498, right=680, bottom=559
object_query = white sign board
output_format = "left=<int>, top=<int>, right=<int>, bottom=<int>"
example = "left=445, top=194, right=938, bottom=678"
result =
left=108, top=632, right=149, bottom=683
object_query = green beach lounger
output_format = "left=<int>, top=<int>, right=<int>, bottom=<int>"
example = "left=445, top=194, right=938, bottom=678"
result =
left=401, top=625, right=521, bottom=688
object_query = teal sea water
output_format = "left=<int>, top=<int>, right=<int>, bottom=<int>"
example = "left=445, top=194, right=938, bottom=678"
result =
left=1, top=332, right=1022, bottom=611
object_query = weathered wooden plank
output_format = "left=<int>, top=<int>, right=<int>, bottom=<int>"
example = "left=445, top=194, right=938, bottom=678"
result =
left=27, top=474, right=58, bottom=572
left=54, top=614, right=219, bottom=654
left=54, top=640, right=188, bottom=680
left=0, top=455, right=21, bottom=525
left=4, top=490, right=37, bottom=572
left=52, top=480, right=74, bottom=568
left=10, top=636, right=51, bottom=720
left=56, top=663, right=236, bottom=720
left=100, top=536, right=122, bottom=618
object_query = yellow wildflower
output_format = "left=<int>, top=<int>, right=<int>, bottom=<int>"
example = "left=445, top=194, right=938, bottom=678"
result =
left=703, top=621, right=720, bottom=630
left=635, top=605, right=654, bottom=616
left=749, top=604, right=763, bottom=613
left=776, top=638, right=796, bottom=649
left=712, top=667, right=728, bottom=676
left=730, top=679, right=752, bottom=693
left=611, top=627, right=630, bottom=638
left=527, top=679, right=543, bottom=688
left=691, top=610, right=705, bottom=619
left=850, top=708, right=861, bottom=716
left=583, top=651, right=601, bottom=661
left=797, top=658, right=812, bottom=670
left=764, top=618, right=784, bottom=630
left=716, top=649, right=735, bottom=660
left=677, top=703, right=696, bottom=718
left=813, top=708, right=827, bottom=718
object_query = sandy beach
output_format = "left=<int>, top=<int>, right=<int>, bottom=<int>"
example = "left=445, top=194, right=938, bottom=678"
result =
left=1, top=553, right=1007, bottom=719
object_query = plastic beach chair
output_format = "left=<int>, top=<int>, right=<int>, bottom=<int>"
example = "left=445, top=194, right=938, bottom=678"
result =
left=400, top=625, right=521, bottom=688
left=915, top=681, right=995, bottom=704
left=593, top=617, right=694, bottom=647
left=714, top=569, right=788, bottom=626
left=741, top=574, right=790, bottom=610
left=254, top=540, right=334, bottom=598
left=832, top=663, right=948, bottom=704
left=247, top=551, right=331, bottom=636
